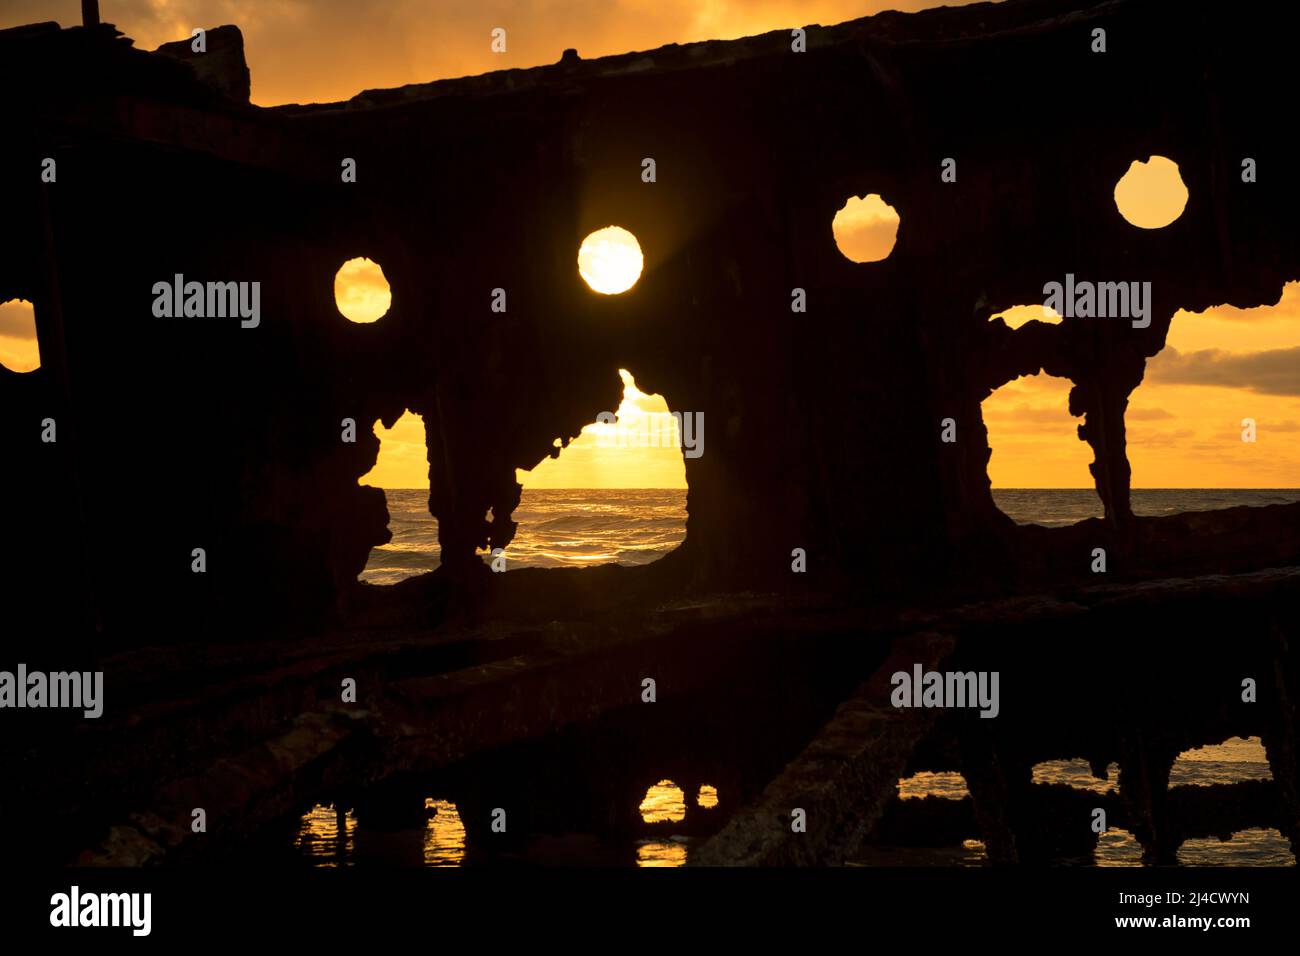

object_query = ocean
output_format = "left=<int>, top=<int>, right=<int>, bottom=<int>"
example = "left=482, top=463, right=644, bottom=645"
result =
left=993, top=488, right=1300, bottom=528
left=361, top=487, right=1300, bottom=585
left=294, top=737, right=1291, bottom=868
left=359, top=487, right=690, bottom=585
left=335, top=488, right=1299, bottom=866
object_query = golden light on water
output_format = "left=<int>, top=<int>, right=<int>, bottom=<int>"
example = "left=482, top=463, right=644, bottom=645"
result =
left=1114, top=156, right=1188, bottom=228
left=423, top=798, right=467, bottom=866
left=335, top=256, right=392, bottom=323
left=633, top=782, right=719, bottom=867
left=578, top=226, right=643, bottom=294
left=637, top=839, right=688, bottom=867
left=297, top=799, right=466, bottom=866
left=295, top=804, right=357, bottom=866
left=639, top=779, right=686, bottom=823
left=898, top=771, right=970, bottom=800
left=0, top=299, right=40, bottom=373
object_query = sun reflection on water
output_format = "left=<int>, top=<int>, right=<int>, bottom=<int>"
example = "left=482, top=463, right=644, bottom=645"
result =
left=295, top=804, right=357, bottom=867
left=637, top=838, right=689, bottom=867
left=297, top=799, right=466, bottom=867
left=639, top=780, right=687, bottom=824
left=890, top=739, right=1290, bottom=866
left=423, top=798, right=467, bottom=866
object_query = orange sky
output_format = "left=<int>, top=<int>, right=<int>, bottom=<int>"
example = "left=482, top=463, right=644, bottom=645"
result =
left=0, top=299, right=41, bottom=373
left=1, top=0, right=981, bottom=106
left=360, top=371, right=688, bottom=490
left=4, top=1, right=1295, bottom=490
left=984, top=284, right=1300, bottom=489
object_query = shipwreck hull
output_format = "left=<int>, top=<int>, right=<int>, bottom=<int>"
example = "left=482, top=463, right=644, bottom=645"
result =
left=0, top=0, right=1297, bottom=867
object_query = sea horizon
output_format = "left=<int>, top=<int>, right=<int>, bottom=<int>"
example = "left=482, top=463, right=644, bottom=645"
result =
left=363, top=487, right=1300, bottom=585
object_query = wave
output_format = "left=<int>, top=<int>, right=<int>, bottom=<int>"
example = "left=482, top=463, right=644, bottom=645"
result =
left=360, top=488, right=686, bottom=582
left=992, top=488, right=1300, bottom=527
left=365, top=489, right=1300, bottom=580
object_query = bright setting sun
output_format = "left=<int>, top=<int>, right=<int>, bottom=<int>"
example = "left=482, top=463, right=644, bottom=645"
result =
left=578, top=226, right=644, bottom=295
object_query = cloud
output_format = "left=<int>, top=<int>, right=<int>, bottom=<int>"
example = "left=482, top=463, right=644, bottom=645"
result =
left=0, top=1, right=981, bottom=105
left=1126, top=407, right=1174, bottom=420
left=833, top=218, right=899, bottom=264
left=0, top=333, right=41, bottom=372
left=1147, top=346, right=1300, bottom=396
left=0, top=300, right=36, bottom=339
left=1178, top=280, right=1300, bottom=323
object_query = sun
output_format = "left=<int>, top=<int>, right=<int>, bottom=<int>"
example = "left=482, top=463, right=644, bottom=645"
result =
left=578, top=226, right=643, bottom=295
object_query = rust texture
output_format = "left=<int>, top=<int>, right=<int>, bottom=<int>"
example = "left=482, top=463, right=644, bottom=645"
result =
left=1, top=0, right=1298, bottom=867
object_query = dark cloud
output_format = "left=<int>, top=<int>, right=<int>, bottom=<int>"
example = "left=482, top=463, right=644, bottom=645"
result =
left=1147, top=346, right=1300, bottom=396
